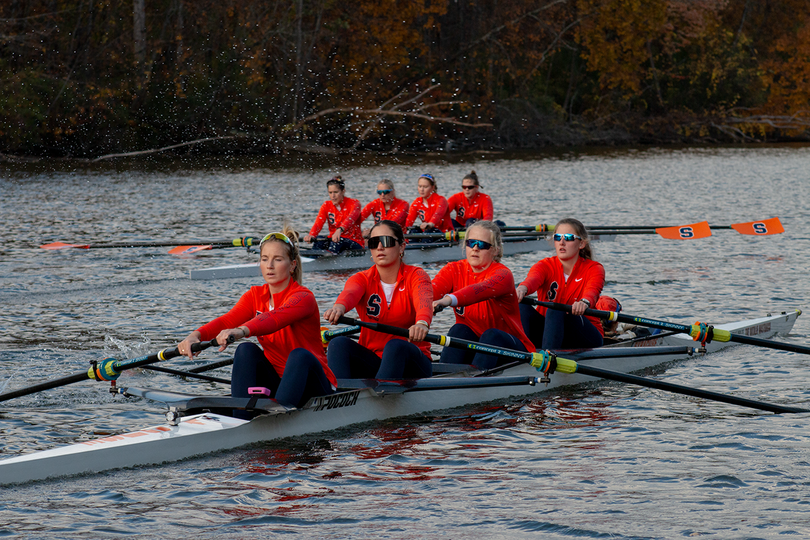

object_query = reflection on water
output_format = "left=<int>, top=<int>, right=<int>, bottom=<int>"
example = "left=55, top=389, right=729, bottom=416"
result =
left=2, top=145, right=810, bottom=538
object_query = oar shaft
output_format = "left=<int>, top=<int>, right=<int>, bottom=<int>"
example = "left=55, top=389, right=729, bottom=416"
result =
left=0, top=373, right=89, bottom=403
left=572, top=363, right=808, bottom=414
left=337, top=316, right=808, bottom=414
left=42, top=238, right=260, bottom=250
left=0, top=339, right=218, bottom=404
left=524, top=300, right=810, bottom=355
left=140, top=365, right=231, bottom=384
left=336, top=316, right=535, bottom=362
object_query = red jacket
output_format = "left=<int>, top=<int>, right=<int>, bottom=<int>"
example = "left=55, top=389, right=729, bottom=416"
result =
left=309, top=198, right=364, bottom=246
left=447, top=192, right=494, bottom=227
left=197, top=281, right=337, bottom=387
left=432, top=260, right=535, bottom=352
left=335, top=263, right=434, bottom=358
left=360, top=197, right=409, bottom=228
left=519, top=256, right=606, bottom=335
left=405, top=193, right=453, bottom=232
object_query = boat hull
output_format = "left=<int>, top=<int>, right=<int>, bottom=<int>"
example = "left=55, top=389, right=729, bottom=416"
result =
left=0, top=310, right=799, bottom=485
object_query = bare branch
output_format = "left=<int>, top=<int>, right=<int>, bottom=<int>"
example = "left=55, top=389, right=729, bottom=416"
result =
left=91, top=135, right=246, bottom=162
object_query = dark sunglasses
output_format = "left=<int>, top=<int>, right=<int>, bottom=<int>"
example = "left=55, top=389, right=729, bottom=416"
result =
left=553, top=233, right=582, bottom=242
left=368, top=236, right=399, bottom=249
left=461, top=184, right=477, bottom=190
left=377, top=189, right=393, bottom=195
left=465, top=238, right=493, bottom=250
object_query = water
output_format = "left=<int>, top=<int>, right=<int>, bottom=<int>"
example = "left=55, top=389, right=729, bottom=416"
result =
left=1, top=146, right=810, bottom=538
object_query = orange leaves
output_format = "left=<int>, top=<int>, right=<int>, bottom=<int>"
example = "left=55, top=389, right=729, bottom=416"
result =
left=762, top=14, right=810, bottom=117
left=576, top=0, right=669, bottom=95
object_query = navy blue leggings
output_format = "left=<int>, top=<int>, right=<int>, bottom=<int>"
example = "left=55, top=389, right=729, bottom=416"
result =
left=312, top=237, right=363, bottom=254
left=519, top=304, right=603, bottom=350
left=439, top=323, right=528, bottom=370
left=327, top=336, right=432, bottom=379
left=231, top=342, right=335, bottom=417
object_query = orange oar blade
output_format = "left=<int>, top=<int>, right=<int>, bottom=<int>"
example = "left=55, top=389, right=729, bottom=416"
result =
left=731, top=217, right=784, bottom=235
left=40, top=242, right=91, bottom=250
left=655, top=221, right=712, bottom=240
left=168, top=245, right=213, bottom=255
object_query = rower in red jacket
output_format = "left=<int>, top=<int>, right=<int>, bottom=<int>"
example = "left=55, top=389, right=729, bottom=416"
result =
left=360, top=178, right=409, bottom=237
left=177, top=226, right=336, bottom=417
left=446, top=170, right=495, bottom=229
left=432, top=220, right=535, bottom=370
left=324, top=220, right=434, bottom=380
left=405, top=173, right=453, bottom=234
left=516, top=218, right=605, bottom=350
left=303, top=175, right=364, bottom=253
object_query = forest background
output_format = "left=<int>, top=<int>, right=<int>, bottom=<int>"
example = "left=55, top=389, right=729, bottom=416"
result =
left=1, top=0, right=809, bottom=158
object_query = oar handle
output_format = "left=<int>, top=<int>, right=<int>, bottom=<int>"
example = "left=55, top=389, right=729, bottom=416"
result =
left=108, top=339, right=218, bottom=374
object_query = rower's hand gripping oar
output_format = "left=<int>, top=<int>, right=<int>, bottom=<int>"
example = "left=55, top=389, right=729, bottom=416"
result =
left=521, top=298, right=806, bottom=355
left=0, top=340, right=219, bottom=403
left=336, top=316, right=809, bottom=414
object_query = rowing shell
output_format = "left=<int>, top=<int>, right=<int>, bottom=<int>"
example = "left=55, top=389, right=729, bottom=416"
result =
left=0, top=310, right=798, bottom=485
left=189, top=234, right=615, bottom=280
left=189, top=237, right=551, bottom=279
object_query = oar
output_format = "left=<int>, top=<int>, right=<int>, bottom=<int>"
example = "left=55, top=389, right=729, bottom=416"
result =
left=521, top=298, right=808, bottom=355
left=41, top=237, right=261, bottom=250
left=165, top=236, right=261, bottom=255
left=140, top=365, right=231, bottom=384
left=336, top=316, right=809, bottom=414
left=0, top=339, right=219, bottom=403
left=502, top=218, right=783, bottom=238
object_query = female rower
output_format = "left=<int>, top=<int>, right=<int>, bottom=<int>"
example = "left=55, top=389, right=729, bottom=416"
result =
left=360, top=179, right=409, bottom=237
left=515, top=218, right=605, bottom=350
left=405, top=173, right=453, bottom=234
left=432, top=220, right=535, bottom=370
left=303, top=175, right=364, bottom=253
left=446, top=170, right=494, bottom=229
left=177, top=227, right=336, bottom=417
left=324, top=220, right=434, bottom=379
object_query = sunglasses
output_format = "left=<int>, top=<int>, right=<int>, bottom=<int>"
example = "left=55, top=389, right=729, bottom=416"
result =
left=368, top=236, right=399, bottom=249
left=377, top=189, right=393, bottom=195
left=465, top=238, right=493, bottom=250
left=553, top=233, right=582, bottom=242
left=461, top=184, right=477, bottom=190
left=419, top=174, right=435, bottom=182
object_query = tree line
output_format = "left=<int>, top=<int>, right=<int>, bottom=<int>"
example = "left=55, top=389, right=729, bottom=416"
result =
left=1, top=0, right=808, bottom=158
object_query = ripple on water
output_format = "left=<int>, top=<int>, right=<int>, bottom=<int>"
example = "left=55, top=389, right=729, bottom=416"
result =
left=3, top=148, right=810, bottom=538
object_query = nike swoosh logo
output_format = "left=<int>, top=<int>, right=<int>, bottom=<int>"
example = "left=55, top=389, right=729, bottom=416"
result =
left=398, top=286, right=406, bottom=292
left=575, top=278, right=583, bottom=282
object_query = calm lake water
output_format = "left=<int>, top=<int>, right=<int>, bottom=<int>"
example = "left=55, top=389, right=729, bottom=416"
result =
left=1, top=145, right=810, bottom=538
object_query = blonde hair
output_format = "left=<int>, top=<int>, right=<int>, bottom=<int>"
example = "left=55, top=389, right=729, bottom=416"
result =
left=260, top=223, right=303, bottom=284
left=464, top=220, right=503, bottom=262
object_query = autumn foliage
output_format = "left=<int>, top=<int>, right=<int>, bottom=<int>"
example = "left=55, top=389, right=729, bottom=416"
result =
left=0, top=0, right=808, bottom=157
